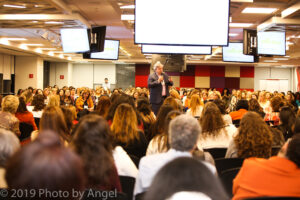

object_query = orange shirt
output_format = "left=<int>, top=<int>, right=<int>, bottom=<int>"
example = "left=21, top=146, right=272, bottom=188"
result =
left=229, top=109, right=248, bottom=121
left=15, top=111, right=38, bottom=130
left=233, top=157, right=300, bottom=200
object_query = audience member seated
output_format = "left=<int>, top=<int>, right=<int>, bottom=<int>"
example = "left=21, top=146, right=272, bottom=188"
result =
left=31, top=106, right=70, bottom=144
left=277, top=106, right=296, bottom=140
left=0, top=129, right=20, bottom=188
left=5, top=130, right=85, bottom=200
left=110, top=103, right=148, bottom=160
left=148, top=104, right=174, bottom=141
left=0, top=95, right=21, bottom=136
left=197, top=102, right=236, bottom=149
left=63, top=89, right=74, bottom=106
left=95, top=95, right=111, bottom=119
left=226, top=112, right=273, bottom=158
left=136, top=97, right=156, bottom=141
left=248, top=98, right=265, bottom=119
left=229, top=100, right=249, bottom=121
left=163, top=96, right=181, bottom=111
left=60, top=105, right=76, bottom=134
left=71, top=115, right=122, bottom=192
left=144, top=157, right=228, bottom=200
left=134, top=114, right=216, bottom=196
left=15, top=97, right=37, bottom=130
left=75, top=89, right=94, bottom=112
left=264, top=96, right=284, bottom=126
left=48, top=94, right=60, bottom=107
left=214, top=99, right=232, bottom=125
left=147, top=110, right=181, bottom=155
left=169, top=89, right=183, bottom=111
left=232, top=134, right=300, bottom=200
left=186, top=94, right=203, bottom=118
left=30, top=94, right=45, bottom=118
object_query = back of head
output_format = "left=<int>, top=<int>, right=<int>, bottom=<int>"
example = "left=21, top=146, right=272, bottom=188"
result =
left=107, top=94, right=136, bottom=121
left=2, top=95, right=19, bottom=114
left=236, top=100, right=249, bottom=110
left=16, top=96, right=28, bottom=113
left=163, top=96, right=180, bottom=111
left=5, top=131, right=85, bottom=196
left=279, top=106, right=296, bottom=128
left=236, top=112, right=273, bottom=158
left=33, top=94, right=45, bottom=111
left=144, top=157, right=228, bottom=200
left=271, top=96, right=284, bottom=112
left=169, top=114, right=201, bottom=151
left=200, top=102, right=225, bottom=136
left=151, top=105, right=174, bottom=137
left=0, top=129, right=20, bottom=167
left=111, top=103, right=139, bottom=144
left=48, top=95, right=60, bottom=107
left=248, top=98, right=262, bottom=112
left=137, top=97, right=152, bottom=116
left=96, top=95, right=111, bottom=118
left=72, top=114, right=114, bottom=188
left=213, top=99, right=226, bottom=115
left=286, top=134, right=300, bottom=168
left=190, top=94, right=202, bottom=111
left=40, top=106, right=70, bottom=142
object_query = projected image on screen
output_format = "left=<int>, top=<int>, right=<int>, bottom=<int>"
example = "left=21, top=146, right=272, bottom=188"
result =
left=223, top=43, right=254, bottom=63
left=61, top=29, right=90, bottom=53
left=135, top=0, right=230, bottom=46
left=90, top=40, right=120, bottom=60
left=142, top=44, right=211, bottom=55
left=257, top=32, right=286, bottom=56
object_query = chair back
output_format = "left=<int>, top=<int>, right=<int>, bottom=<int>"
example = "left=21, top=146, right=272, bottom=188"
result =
left=119, top=176, right=135, bottom=200
left=219, top=167, right=241, bottom=198
left=19, top=122, right=34, bottom=141
left=215, top=158, right=244, bottom=175
left=204, top=148, right=227, bottom=159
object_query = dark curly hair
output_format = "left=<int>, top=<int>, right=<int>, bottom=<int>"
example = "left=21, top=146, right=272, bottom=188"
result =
left=33, top=94, right=45, bottom=111
left=235, top=112, right=273, bottom=158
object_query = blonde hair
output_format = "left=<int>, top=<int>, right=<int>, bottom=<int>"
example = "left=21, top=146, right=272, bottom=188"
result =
left=111, top=103, right=140, bottom=144
left=2, top=95, right=19, bottom=114
left=170, top=90, right=181, bottom=100
left=48, top=95, right=60, bottom=107
left=190, top=94, right=202, bottom=116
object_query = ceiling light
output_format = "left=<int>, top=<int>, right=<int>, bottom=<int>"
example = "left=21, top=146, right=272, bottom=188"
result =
left=32, top=21, right=38, bottom=23
left=229, top=23, right=253, bottom=27
left=121, top=14, right=135, bottom=21
left=274, top=58, right=289, bottom=60
left=229, top=33, right=238, bottom=37
left=45, top=21, right=64, bottom=24
left=59, top=54, right=64, bottom=59
left=48, top=52, right=54, bottom=56
left=25, top=44, right=44, bottom=46
left=35, top=48, right=43, bottom=53
left=286, top=42, right=293, bottom=46
left=3, top=4, right=26, bottom=9
left=67, top=57, right=72, bottom=61
left=120, top=5, right=135, bottom=9
left=19, top=44, right=28, bottom=50
left=4, top=38, right=27, bottom=41
left=39, top=48, right=56, bottom=50
left=0, top=39, right=10, bottom=45
left=264, top=60, right=278, bottom=63
left=242, top=8, right=277, bottom=14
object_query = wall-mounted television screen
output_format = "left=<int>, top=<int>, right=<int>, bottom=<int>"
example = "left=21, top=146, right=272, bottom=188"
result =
left=257, top=31, right=286, bottom=56
left=135, top=0, right=230, bottom=46
left=61, top=29, right=90, bottom=53
left=89, top=40, right=119, bottom=60
left=142, top=44, right=211, bottom=55
left=223, top=43, right=254, bottom=63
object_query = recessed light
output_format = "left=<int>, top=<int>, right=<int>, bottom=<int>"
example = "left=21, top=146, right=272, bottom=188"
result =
left=229, top=33, right=238, bottom=37
left=25, top=44, right=44, bottom=46
left=39, top=48, right=56, bottom=50
left=264, top=60, right=278, bottom=63
left=3, top=38, right=27, bottom=41
left=121, top=15, right=135, bottom=21
left=3, top=4, right=26, bottom=9
left=242, top=8, right=278, bottom=14
left=45, top=21, right=64, bottom=24
left=48, top=52, right=54, bottom=56
left=229, top=23, right=253, bottom=28
left=120, top=5, right=135, bottom=9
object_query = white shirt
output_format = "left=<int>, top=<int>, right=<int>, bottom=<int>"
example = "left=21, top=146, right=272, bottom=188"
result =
left=223, top=114, right=233, bottom=125
left=113, top=146, right=138, bottom=178
left=102, top=82, right=111, bottom=90
left=31, top=110, right=43, bottom=118
left=197, top=124, right=237, bottom=149
left=134, top=149, right=216, bottom=196
left=146, top=136, right=168, bottom=156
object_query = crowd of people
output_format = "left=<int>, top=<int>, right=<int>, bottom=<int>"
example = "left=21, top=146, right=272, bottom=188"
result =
left=0, top=84, right=299, bottom=200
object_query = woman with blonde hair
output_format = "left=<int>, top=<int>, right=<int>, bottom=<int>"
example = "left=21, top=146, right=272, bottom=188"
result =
left=0, top=95, right=20, bottom=136
left=110, top=103, right=147, bottom=160
left=48, top=95, right=60, bottom=107
left=197, top=102, right=236, bottom=150
left=186, top=94, right=203, bottom=118
left=163, top=96, right=181, bottom=111
left=226, top=112, right=273, bottom=158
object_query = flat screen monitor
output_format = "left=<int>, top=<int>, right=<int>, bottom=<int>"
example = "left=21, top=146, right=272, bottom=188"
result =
left=257, top=31, right=286, bottom=56
left=142, top=44, right=211, bottom=55
left=135, top=0, right=230, bottom=46
left=223, top=43, right=254, bottom=63
left=90, top=40, right=120, bottom=60
left=61, top=29, right=90, bottom=53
